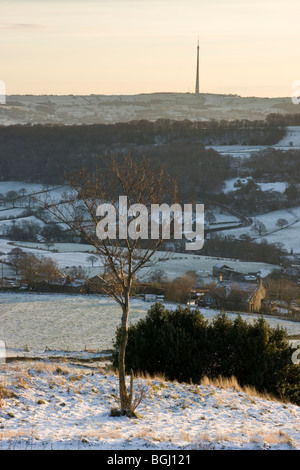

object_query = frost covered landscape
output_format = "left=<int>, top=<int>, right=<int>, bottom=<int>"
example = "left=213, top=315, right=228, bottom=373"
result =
left=1, top=0, right=300, bottom=452
left=1, top=124, right=300, bottom=451
left=1, top=292, right=300, bottom=358
left=1, top=361, right=299, bottom=450
left=0, top=294, right=300, bottom=451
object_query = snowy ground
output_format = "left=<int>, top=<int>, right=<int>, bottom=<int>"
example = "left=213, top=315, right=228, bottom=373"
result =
left=0, top=236, right=280, bottom=284
left=276, top=126, right=300, bottom=148
left=222, top=178, right=288, bottom=194
left=217, top=206, right=300, bottom=253
left=208, top=126, right=300, bottom=158
left=0, top=361, right=299, bottom=451
left=1, top=292, right=300, bottom=359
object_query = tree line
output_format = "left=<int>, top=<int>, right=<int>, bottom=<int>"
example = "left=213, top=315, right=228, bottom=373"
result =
left=201, top=235, right=286, bottom=265
left=0, top=118, right=284, bottom=186
left=241, top=148, right=300, bottom=184
left=266, top=112, right=300, bottom=126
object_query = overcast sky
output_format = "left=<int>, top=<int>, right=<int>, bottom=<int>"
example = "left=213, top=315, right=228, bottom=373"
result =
left=1, top=0, right=299, bottom=96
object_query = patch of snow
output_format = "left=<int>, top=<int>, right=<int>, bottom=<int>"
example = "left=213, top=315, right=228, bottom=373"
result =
left=223, top=178, right=287, bottom=194
left=276, top=126, right=300, bottom=148
left=208, top=127, right=300, bottom=158
left=206, top=145, right=266, bottom=158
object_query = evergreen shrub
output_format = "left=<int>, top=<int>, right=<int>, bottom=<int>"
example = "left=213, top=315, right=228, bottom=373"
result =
left=112, top=302, right=300, bottom=404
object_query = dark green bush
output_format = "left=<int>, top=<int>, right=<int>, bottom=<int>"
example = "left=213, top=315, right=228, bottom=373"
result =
left=112, top=302, right=300, bottom=404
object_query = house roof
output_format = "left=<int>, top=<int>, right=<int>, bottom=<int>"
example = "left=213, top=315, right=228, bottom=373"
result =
left=213, top=263, right=234, bottom=270
left=206, top=280, right=263, bottom=303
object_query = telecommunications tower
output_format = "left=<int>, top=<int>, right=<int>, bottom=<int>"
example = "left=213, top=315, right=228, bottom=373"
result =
left=195, top=40, right=200, bottom=94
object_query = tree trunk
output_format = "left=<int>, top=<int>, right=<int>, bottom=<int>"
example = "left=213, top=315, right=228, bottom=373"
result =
left=118, top=292, right=130, bottom=413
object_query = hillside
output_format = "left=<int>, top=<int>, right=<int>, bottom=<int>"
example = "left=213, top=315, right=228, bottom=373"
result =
left=1, top=92, right=299, bottom=126
left=0, top=361, right=299, bottom=450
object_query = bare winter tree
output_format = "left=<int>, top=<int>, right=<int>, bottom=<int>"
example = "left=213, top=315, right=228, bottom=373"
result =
left=276, top=218, right=289, bottom=230
left=37, top=154, right=179, bottom=416
left=251, top=219, right=267, bottom=237
left=264, top=277, right=299, bottom=311
left=8, top=247, right=24, bottom=275
left=18, top=253, right=61, bottom=288
left=87, top=255, right=98, bottom=268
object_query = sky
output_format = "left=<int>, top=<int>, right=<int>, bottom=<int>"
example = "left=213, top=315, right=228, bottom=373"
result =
left=1, top=0, right=299, bottom=97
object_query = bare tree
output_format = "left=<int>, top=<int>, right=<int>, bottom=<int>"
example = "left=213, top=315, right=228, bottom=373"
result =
left=148, top=268, right=168, bottom=285
left=264, top=277, right=299, bottom=311
left=251, top=220, right=267, bottom=236
left=164, top=273, right=195, bottom=304
left=7, top=247, right=24, bottom=275
left=5, top=190, right=19, bottom=208
left=19, top=253, right=61, bottom=288
left=67, top=265, right=88, bottom=281
left=38, top=154, right=178, bottom=416
left=87, top=255, right=98, bottom=268
left=276, top=218, right=289, bottom=230
left=18, top=254, right=38, bottom=287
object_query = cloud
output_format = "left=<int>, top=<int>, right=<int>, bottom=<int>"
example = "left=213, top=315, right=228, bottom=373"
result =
left=0, top=23, right=46, bottom=31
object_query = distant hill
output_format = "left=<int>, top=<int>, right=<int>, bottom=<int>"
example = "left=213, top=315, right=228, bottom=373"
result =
left=1, top=92, right=299, bottom=125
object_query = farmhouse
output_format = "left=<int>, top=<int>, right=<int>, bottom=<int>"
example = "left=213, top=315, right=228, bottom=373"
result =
left=86, top=275, right=106, bottom=294
left=213, top=263, right=234, bottom=279
left=212, top=263, right=248, bottom=281
left=204, top=278, right=266, bottom=313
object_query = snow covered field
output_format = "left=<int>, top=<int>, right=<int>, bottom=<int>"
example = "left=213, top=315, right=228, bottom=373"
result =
left=0, top=361, right=299, bottom=450
left=276, top=126, right=300, bottom=148
left=208, top=126, right=300, bottom=158
left=0, top=182, right=69, bottom=199
left=0, top=235, right=280, bottom=285
left=217, top=206, right=300, bottom=253
left=1, top=292, right=299, bottom=360
left=223, top=178, right=288, bottom=194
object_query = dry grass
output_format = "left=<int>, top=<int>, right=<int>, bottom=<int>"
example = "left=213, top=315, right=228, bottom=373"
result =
left=0, top=383, right=12, bottom=407
left=0, top=374, right=19, bottom=407
left=199, top=375, right=285, bottom=403
left=133, top=371, right=167, bottom=386
left=200, top=375, right=243, bottom=391
left=81, top=427, right=123, bottom=440
left=0, top=430, right=29, bottom=440
left=250, top=430, right=295, bottom=447
left=13, top=372, right=32, bottom=390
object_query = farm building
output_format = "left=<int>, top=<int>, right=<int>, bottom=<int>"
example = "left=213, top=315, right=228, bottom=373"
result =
left=203, top=278, right=266, bottom=313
